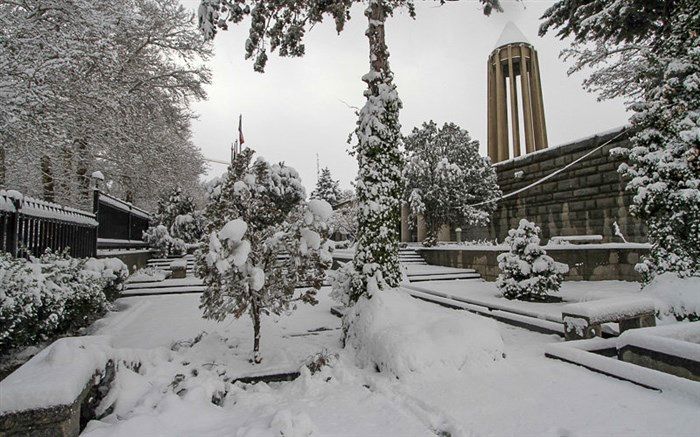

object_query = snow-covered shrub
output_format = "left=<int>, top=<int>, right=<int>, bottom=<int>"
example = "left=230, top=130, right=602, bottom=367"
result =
left=329, top=261, right=364, bottom=308
left=196, top=149, right=333, bottom=363
left=645, top=273, right=700, bottom=322
left=344, top=289, right=504, bottom=379
left=83, top=257, right=129, bottom=301
left=143, top=224, right=187, bottom=257
left=0, top=251, right=122, bottom=353
left=496, top=220, right=569, bottom=301
left=404, top=121, right=501, bottom=246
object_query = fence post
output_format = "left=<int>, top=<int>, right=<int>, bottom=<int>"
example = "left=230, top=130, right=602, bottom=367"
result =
left=7, top=196, right=20, bottom=256
left=92, top=189, right=100, bottom=257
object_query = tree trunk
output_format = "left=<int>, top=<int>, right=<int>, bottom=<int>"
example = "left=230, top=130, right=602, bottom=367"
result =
left=251, top=301, right=262, bottom=363
left=75, top=140, right=91, bottom=208
left=351, top=0, right=403, bottom=301
left=41, top=155, right=55, bottom=202
left=0, top=146, right=5, bottom=188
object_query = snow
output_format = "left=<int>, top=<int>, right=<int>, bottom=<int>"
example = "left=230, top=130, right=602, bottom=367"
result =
left=219, top=218, right=247, bottom=242
left=97, top=195, right=151, bottom=221
left=170, top=259, right=188, bottom=269
left=0, top=336, right=115, bottom=413
left=126, top=268, right=166, bottom=283
left=91, top=171, right=105, bottom=181
left=345, top=289, right=504, bottom=379
left=562, top=296, right=656, bottom=323
left=11, top=286, right=693, bottom=436
left=307, top=198, right=333, bottom=221
left=494, top=21, right=529, bottom=48
left=644, top=273, right=700, bottom=320
left=619, top=323, right=700, bottom=362
left=549, top=235, right=604, bottom=243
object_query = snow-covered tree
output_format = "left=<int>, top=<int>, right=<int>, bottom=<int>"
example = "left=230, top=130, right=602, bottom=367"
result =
left=311, top=167, right=341, bottom=205
left=329, top=204, right=358, bottom=242
left=197, top=0, right=502, bottom=304
left=496, top=219, right=569, bottom=301
left=540, top=0, right=700, bottom=281
left=145, top=186, right=205, bottom=256
left=196, top=148, right=334, bottom=363
left=404, top=121, right=501, bottom=246
left=1, top=0, right=210, bottom=209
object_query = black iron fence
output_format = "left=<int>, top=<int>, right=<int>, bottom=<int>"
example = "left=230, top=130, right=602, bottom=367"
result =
left=93, top=190, right=151, bottom=249
left=0, top=190, right=98, bottom=258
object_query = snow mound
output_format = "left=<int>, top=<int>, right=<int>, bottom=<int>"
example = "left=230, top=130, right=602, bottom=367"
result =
left=307, top=199, right=333, bottom=221
left=644, top=273, right=700, bottom=320
left=345, top=289, right=504, bottom=379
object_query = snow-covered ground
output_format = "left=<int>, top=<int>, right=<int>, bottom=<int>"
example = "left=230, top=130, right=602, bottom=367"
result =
left=81, top=287, right=700, bottom=437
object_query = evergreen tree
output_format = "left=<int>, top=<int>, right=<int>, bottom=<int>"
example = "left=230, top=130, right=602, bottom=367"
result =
left=197, top=0, right=502, bottom=304
left=540, top=0, right=700, bottom=281
left=196, top=148, right=333, bottom=363
left=496, top=219, right=569, bottom=301
left=311, top=167, right=341, bottom=205
left=155, top=187, right=197, bottom=231
left=404, top=121, right=501, bottom=246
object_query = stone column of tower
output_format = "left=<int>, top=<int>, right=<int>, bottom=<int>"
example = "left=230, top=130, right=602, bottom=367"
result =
left=487, top=22, right=548, bottom=164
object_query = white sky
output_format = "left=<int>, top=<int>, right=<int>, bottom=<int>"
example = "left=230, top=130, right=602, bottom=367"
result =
left=182, top=0, right=629, bottom=193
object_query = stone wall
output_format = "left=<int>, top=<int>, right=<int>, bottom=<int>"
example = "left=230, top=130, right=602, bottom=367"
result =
left=97, top=249, right=154, bottom=273
left=489, top=127, right=646, bottom=243
left=418, top=244, right=649, bottom=282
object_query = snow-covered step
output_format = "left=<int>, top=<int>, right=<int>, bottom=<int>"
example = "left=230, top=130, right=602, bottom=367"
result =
left=122, top=285, right=207, bottom=296
left=408, top=273, right=482, bottom=282
left=125, top=277, right=203, bottom=290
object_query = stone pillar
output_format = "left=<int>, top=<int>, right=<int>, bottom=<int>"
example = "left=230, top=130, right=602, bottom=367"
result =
left=437, top=224, right=451, bottom=242
left=400, top=204, right=410, bottom=243
left=519, top=44, right=536, bottom=154
left=507, top=45, right=521, bottom=158
left=530, top=50, right=548, bottom=150
left=416, top=213, right=427, bottom=242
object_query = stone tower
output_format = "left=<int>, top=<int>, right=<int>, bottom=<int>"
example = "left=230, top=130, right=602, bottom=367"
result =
left=487, top=22, right=548, bottom=163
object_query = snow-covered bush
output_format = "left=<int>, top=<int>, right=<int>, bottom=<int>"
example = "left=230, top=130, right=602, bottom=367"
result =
left=143, top=224, right=187, bottom=257
left=645, top=273, right=700, bottom=322
left=344, top=289, right=504, bottom=379
left=496, top=220, right=569, bottom=301
left=196, top=149, right=333, bottom=363
left=145, top=187, right=205, bottom=256
left=404, top=121, right=501, bottom=246
left=0, top=251, right=126, bottom=353
left=329, top=261, right=364, bottom=308
left=83, top=257, right=129, bottom=300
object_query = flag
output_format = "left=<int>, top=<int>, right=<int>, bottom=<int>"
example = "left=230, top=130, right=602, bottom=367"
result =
left=238, top=114, right=245, bottom=150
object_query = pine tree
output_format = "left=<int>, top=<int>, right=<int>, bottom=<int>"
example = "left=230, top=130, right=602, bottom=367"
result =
left=196, top=148, right=334, bottom=363
left=496, top=219, right=569, bottom=301
left=404, top=121, right=501, bottom=246
left=197, top=0, right=503, bottom=304
left=311, top=167, right=341, bottom=205
left=541, top=0, right=700, bottom=281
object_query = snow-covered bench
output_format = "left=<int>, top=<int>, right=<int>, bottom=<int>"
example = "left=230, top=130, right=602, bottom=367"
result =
left=561, top=296, right=656, bottom=341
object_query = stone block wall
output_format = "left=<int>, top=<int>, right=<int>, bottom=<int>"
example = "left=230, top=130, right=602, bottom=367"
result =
left=489, top=128, right=646, bottom=243
left=418, top=244, right=649, bottom=282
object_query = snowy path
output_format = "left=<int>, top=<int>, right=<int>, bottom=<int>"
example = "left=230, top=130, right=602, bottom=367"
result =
left=82, top=288, right=699, bottom=437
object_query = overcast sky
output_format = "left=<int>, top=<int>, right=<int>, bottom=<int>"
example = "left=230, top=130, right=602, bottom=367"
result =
left=182, top=0, right=629, bottom=194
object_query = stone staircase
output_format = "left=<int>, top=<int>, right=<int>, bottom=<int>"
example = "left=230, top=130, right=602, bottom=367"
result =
left=400, top=247, right=483, bottom=283
left=146, top=254, right=195, bottom=274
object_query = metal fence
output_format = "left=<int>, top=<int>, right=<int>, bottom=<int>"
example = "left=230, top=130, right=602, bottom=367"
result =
left=93, top=190, right=151, bottom=249
left=0, top=190, right=98, bottom=258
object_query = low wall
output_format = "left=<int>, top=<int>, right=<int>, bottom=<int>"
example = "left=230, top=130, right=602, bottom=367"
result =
left=97, top=249, right=154, bottom=273
left=489, top=128, right=646, bottom=243
left=418, top=244, right=649, bottom=282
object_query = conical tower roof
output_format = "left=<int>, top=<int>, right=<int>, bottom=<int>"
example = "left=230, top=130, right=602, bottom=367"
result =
left=494, top=21, right=528, bottom=49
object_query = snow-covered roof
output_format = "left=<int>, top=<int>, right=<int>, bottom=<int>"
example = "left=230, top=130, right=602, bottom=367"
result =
left=494, top=21, right=528, bottom=49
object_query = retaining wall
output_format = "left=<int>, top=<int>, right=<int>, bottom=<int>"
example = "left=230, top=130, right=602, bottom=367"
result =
left=418, top=244, right=649, bottom=282
left=489, top=128, right=646, bottom=243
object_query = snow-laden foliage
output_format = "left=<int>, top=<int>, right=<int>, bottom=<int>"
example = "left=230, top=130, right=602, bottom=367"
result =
left=197, top=0, right=503, bottom=306
left=403, top=121, right=501, bottom=246
left=541, top=0, right=700, bottom=282
left=196, top=149, right=333, bottom=363
left=311, top=167, right=342, bottom=205
left=344, top=289, right=504, bottom=379
left=1, top=0, right=211, bottom=209
left=496, top=220, right=569, bottom=301
left=0, top=251, right=127, bottom=353
left=145, top=187, right=206, bottom=256
left=329, top=204, right=358, bottom=242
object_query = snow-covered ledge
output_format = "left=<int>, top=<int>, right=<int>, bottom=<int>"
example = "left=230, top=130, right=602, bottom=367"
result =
left=0, top=337, right=134, bottom=437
